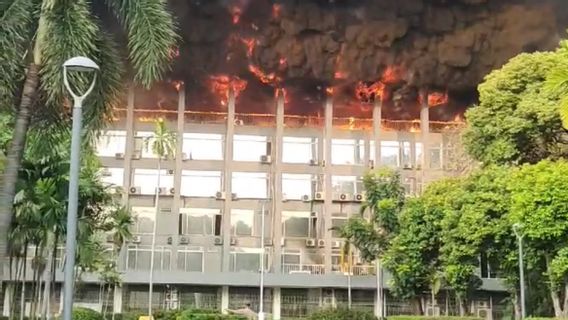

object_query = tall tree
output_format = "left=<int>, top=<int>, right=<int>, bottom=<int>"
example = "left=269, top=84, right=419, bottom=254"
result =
left=0, top=0, right=177, bottom=259
left=545, top=40, right=568, bottom=127
left=146, top=118, right=176, bottom=316
left=463, top=51, right=567, bottom=166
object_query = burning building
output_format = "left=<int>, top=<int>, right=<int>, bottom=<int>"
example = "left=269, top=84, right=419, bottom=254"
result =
left=3, top=0, right=567, bottom=317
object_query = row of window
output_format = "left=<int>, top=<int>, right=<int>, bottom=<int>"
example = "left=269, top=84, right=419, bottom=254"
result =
left=97, top=131, right=445, bottom=167
left=103, top=170, right=420, bottom=198
left=133, top=207, right=348, bottom=239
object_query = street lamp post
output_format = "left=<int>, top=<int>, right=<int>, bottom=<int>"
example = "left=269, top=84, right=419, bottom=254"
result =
left=62, top=56, right=99, bottom=320
left=259, top=202, right=266, bottom=320
left=513, top=223, right=526, bottom=320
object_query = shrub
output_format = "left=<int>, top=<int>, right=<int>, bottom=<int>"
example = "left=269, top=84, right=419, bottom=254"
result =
left=153, top=309, right=181, bottom=320
left=72, top=308, right=104, bottom=320
left=178, top=309, right=247, bottom=320
left=388, top=317, right=482, bottom=320
left=308, top=308, right=377, bottom=320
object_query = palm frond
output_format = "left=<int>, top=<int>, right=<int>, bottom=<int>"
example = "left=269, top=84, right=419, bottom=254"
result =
left=106, top=0, right=177, bottom=88
left=0, top=0, right=37, bottom=110
left=545, top=58, right=568, bottom=128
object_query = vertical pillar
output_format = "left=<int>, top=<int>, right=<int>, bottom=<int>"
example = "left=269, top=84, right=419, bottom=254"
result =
left=172, top=83, right=185, bottom=269
left=222, top=90, right=236, bottom=272
left=113, top=286, right=123, bottom=314
left=221, top=286, right=230, bottom=314
left=323, top=95, right=333, bottom=274
left=372, top=100, right=382, bottom=167
left=272, top=287, right=281, bottom=320
left=2, top=283, right=12, bottom=317
left=419, top=90, right=430, bottom=179
left=272, top=90, right=285, bottom=273
left=123, top=86, right=135, bottom=204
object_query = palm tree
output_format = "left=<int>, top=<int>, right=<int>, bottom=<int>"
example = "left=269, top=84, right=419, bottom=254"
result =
left=0, top=0, right=177, bottom=259
left=545, top=53, right=568, bottom=127
left=145, top=118, right=176, bottom=316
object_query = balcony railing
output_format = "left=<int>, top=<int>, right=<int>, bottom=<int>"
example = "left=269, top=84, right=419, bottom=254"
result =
left=332, top=265, right=376, bottom=276
left=282, top=263, right=325, bottom=275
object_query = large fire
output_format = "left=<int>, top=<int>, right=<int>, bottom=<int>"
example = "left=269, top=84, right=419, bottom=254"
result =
left=355, top=81, right=385, bottom=103
left=381, top=66, right=404, bottom=85
left=208, top=75, right=248, bottom=105
left=427, top=91, right=449, bottom=107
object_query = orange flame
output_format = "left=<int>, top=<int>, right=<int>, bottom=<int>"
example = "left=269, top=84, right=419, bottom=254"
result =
left=409, top=126, right=420, bottom=133
left=279, top=58, right=287, bottom=66
left=240, top=37, right=256, bottom=58
left=334, top=71, right=348, bottom=80
left=208, top=75, right=248, bottom=105
left=230, top=6, right=242, bottom=24
left=355, top=81, right=385, bottom=103
left=427, top=91, right=449, bottom=107
left=381, top=66, right=404, bottom=85
left=326, top=87, right=334, bottom=95
left=248, top=65, right=280, bottom=85
left=272, top=4, right=282, bottom=19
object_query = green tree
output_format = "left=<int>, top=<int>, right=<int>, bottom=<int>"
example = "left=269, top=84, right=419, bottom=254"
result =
left=507, top=160, right=568, bottom=318
left=545, top=41, right=568, bottom=127
left=463, top=51, right=567, bottom=166
left=0, top=0, right=177, bottom=259
left=146, top=118, right=176, bottom=316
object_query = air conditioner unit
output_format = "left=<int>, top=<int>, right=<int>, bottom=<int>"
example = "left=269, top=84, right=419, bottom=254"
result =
left=331, top=240, right=342, bottom=249
left=131, top=235, right=142, bottom=244
left=115, top=153, right=125, bottom=160
left=368, top=159, right=375, bottom=168
left=309, top=159, right=319, bottom=166
left=215, top=191, right=226, bottom=200
left=158, top=187, right=167, bottom=195
left=337, top=193, right=351, bottom=202
left=129, top=186, right=141, bottom=195
left=403, top=163, right=413, bottom=170
left=305, top=238, right=316, bottom=248
left=314, top=192, right=325, bottom=201
left=231, top=193, right=238, bottom=200
left=425, top=306, right=441, bottom=317
left=301, top=194, right=311, bottom=202
left=230, top=237, right=238, bottom=246
left=169, top=188, right=175, bottom=195
left=214, top=236, right=223, bottom=245
left=179, top=236, right=189, bottom=245
left=167, top=236, right=173, bottom=245
left=318, top=239, right=326, bottom=248
left=354, top=193, right=365, bottom=202
left=264, top=239, right=274, bottom=247
left=477, top=308, right=491, bottom=319
left=167, top=169, right=175, bottom=175
left=260, top=155, right=272, bottom=164
left=234, top=119, right=244, bottom=126
left=131, top=151, right=141, bottom=160
left=477, top=301, right=490, bottom=309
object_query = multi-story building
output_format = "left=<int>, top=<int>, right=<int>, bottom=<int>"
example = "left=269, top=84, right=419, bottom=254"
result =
left=1, top=87, right=504, bottom=319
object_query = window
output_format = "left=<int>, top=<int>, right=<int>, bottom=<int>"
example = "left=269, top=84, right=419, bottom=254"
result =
left=134, top=131, right=158, bottom=158
left=282, top=211, right=316, bottom=238
left=177, top=247, right=204, bottom=272
left=430, top=143, right=442, bottom=169
left=232, top=172, right=268, bottom=198
left=332, top=176, right=362, bottom=194
left=415, top=142, right=423, bottom=168
left=282, top=174, right=312, bottom=200
left=182, top=133, right=223, bottom=160
left=231, top=209, right=254, bottom=236
left=403, top=177, right=415, bottom=195
left=331, top=218, right=347, bottom=238
left=100, top=168, right=124, bottom=187
left=379, top=141, right=400, bottom=167
left=233, top=135, right=269, bottom=162
left=95, top=130, right=126, bottom=157
left=132, top=207, right=155, bottom=234
left=180, top=171, right=221, bottom=197
left=283, top=137, right=317, bottom=164
left=230, top=248, right=266, bottom=272
left=126, top=245, right=171, bottom=271
left=281, top=250, right=301, bottom=265
left=401, top=141, right=412, bottom=168
left=180, top=208, right=221, bottom=236
left=133, top=169, right=174, bottom=195
left=332, top=139, right=364, bottom=165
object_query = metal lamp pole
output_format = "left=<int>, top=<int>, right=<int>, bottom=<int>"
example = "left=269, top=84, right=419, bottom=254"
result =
left=513, top=223, right=526, bottom=319
left=61, top=56, right=99, bottom=320
left=259, top=202, right=266, bottom=320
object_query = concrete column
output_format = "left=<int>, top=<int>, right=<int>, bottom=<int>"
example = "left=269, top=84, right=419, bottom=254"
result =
left=222, top=90, right=236, bottom=272
left=172, top=83, right=185, bottom=265
left=221, top=286, right=230, bottom=314
left=272, top=90, right=285, bottom=273
left=323, top=95, right=333, bottom=274
left=113, top=286, right=123, bottom=314
left=372, top=100, right=382, bottom=166
left=419, top=90, right=430, bottom=179
left=123, top=86, right=135, bottom=205
left=272, top=287, right=281, bottom=320
left=2, top=283, right=13, bottom=317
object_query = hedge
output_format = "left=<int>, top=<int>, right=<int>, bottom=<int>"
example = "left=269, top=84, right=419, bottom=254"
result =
left=308, top=309, right=377, bottom=320
left=388, top=317, right=482, bottom=320
left=179, top=309, right=247, bottom=320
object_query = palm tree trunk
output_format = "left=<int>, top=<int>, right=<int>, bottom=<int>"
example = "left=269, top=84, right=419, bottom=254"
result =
left=0, top=63, right=40, bottom=259
left=41, top=241, right=55, bottom=320
left=148, top=159, right=162, bottom=317
left=20, top=247, right=28, bottom=320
